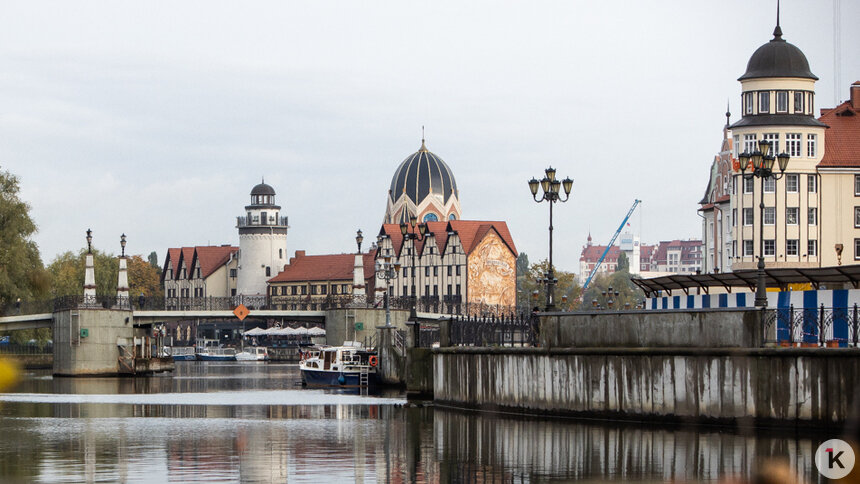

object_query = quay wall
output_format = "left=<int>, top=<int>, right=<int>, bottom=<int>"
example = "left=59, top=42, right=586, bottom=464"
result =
left=433, top=347, right=860, bottom=426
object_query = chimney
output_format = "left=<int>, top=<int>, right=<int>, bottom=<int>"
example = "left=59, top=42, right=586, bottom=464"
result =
left=852, top=81, right=860, bottom=110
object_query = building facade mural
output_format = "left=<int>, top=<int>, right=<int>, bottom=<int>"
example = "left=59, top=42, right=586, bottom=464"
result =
left=467, top=230, right=516, bottom=307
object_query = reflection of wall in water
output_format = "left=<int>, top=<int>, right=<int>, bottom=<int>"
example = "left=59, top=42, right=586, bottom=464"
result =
left=433, top=409, right=818, bottom=482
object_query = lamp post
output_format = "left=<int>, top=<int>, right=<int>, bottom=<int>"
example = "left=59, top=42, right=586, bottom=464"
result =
left=86, top=228, right=93, bottom=254
left=591, top=285, right=619, bottom=310
left=400, top=215, right=428, bottom=321
left=528, top=167, right=573, bottom=311
left=738, top=139, right=790, bottom=308
left=120, top=233, right=127, bottom=257
left=356, top=229, right=363, bottom=253
left=375, top=251, right=401, bottom=328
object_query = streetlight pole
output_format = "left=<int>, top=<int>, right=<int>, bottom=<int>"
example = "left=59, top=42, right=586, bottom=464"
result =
left=400, top=215, right=428, bottom=321
left=375, top=250, right=401, bottom=328
left=528, top=167, right=573, bottom=311
left=738, top=139, right=790, bottom=308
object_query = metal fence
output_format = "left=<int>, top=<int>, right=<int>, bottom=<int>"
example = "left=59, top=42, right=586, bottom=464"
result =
left=449, top=313, right=537, bottom=347
left=763, top=305, right=860, bottom=347
left=0, top=343, right=53, bottom=355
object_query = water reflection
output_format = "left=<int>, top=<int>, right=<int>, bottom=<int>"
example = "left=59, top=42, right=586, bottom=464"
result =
left=0, top=362, right=831, bottom=483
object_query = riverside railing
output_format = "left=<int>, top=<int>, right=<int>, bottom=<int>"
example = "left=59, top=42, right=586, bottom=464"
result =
left=448, top=313, right=538, bottom=347
left=763, top=305, right=860, bottom=347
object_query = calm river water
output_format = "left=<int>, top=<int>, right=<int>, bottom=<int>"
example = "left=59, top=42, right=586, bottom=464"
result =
left=0, top=361, right=837, bottom=483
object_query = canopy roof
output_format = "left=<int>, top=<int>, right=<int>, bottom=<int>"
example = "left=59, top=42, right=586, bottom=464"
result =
left=242, top=326, right=326, bottom=336
left=632, top=265, right=860, bottom=298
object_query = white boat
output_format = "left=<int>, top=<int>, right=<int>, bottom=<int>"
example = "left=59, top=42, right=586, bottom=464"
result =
left=236, top=346, right=268, bottom=361
left=299, top=341, right=378, bottom=389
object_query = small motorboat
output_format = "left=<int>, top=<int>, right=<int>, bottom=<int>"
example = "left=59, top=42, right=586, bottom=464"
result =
left=236, top=346, right=268, bottom=361
left=299, top=341, right=378, bottom=389
left=169, top=347, right=197, bottom=361
left=196, top=347, right=237, bottom=361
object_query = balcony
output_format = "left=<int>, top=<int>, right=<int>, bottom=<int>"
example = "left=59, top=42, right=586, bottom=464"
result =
left=236, top=216, right=289, bottom=228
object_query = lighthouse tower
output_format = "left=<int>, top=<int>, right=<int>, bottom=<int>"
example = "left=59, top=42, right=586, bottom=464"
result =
left=236, top=180, right=289, bottom=296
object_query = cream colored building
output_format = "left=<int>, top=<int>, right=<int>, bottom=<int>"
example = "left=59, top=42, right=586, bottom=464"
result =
left=162, top=245, right=239, bottom=299
left=728, top=22, right=859, bottom=270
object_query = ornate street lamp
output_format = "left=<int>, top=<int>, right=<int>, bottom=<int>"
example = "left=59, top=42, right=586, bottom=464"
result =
left=86, top=228, right=93, bottom=254
left=738, top=139, right=790, bottom=308
left=120, top=233, right=127, bottom=257
left=528, top=167, right=573, bottom=311
left=355, top=229, right=363, bottom=253
left=400, top=217, right=428, bottom=321
left=375, top=253, right=401, bottom=328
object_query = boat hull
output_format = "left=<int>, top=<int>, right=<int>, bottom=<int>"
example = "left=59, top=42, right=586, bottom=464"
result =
left=196, top=354, right=237, bottom=361
left=301, top=368, right=378, bottom=389
left=172, top=355, right=197, bottom=361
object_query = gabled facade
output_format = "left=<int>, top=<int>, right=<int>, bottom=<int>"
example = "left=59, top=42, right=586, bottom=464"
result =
left=267, top=251, right=376, bottom=310
left=699, top=115, right=735, bottom=273
left=162, top=246, right=238, bottom=299
left=376, top=220, right=517, bottom=308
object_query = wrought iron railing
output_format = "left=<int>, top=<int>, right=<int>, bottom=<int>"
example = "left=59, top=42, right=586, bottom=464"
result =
left=449, top=313, right=538, bottom=347
left=762, top=304, right=860, bottom=347
left=418, top=323, right=440, bottom=348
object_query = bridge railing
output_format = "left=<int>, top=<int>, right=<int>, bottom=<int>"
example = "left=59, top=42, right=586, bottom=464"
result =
left=763, top=304, right=860, bottom=347
left=449, top=313, right=538, bottom=347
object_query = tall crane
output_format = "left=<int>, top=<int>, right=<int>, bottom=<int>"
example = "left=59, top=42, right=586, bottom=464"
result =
left=582, top=199, right=641, bottom=290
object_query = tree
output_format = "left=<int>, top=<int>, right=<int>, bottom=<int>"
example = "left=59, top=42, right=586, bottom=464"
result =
left=517, top=255, right=582, bottom=312
left=617, top=252, right=629, bottom=273
left=147, top=251, right=160, bottom=270
left=581, top=270, right=645, bottom=311
left=47, top=249, right=119, bottom=297
left=128, top=255, right=164, bottom=300
left=0, top=167, right=49, bottom=308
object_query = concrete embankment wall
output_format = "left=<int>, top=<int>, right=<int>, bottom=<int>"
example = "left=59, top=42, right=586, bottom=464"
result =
left=431, top=310, right=860, bottom=425
left=433, top=347, right=860, bottom=426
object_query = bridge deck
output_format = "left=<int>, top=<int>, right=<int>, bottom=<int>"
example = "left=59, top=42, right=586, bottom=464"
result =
left=0, top=313, right=52, bottom=331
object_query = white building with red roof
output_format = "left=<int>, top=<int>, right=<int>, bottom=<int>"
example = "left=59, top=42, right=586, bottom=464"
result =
left=162, top=245, right=239, bottom=299
left=267, top=251, right=377, bottom=310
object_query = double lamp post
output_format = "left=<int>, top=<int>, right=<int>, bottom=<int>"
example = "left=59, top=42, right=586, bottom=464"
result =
left=528, top=167, right=573, bottom=312
left=738, top=139, right=790, bottom=308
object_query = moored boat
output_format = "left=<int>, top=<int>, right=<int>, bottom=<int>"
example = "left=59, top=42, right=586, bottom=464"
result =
left=236, top=346, right=268, bottom=361
left=196, top=347, right=237, bottom=361
left=170, top=346, right=197, bottom=361
left=299, top=342, right=378, bottom=389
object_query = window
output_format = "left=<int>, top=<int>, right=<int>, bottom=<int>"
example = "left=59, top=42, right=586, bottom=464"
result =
left=320, top=285, right=327, bottom=295
left=808, top=207, right=817, bottom=225
left=310, top=285, right=317, bottom=295
left=260, top=212, right=267, bottom=225
left=794, top=91, right=804, bottom=113
left=744, top=92, right=754, bottom=114
left=856, top=239, right=860, bottom=261
left=456, top=265, right=461, bottom=276
left=425, top=284, right=430, bottom=296
left=743, top=208, right=754, bottom=225
left=433, top=266, right=438, bottom=276
left=786, top=174, right=799, bottom=192
left=230, top=269, right=237, bottom=278
left=808, top=240, right=818, bottom=257
left=265, top=266, right=271, bottom=277
left=291, top=286, right=297, bottom=295
left=744, top=240, right=754, bottom=256
left=776, top=91, right=788, bottom=113
left=732, top=208, right=737, bottom=227
left=786, top=239, right=798, bottom=256
left=786, top=207, right=798, bottom=225
left=786, top=133, right=801, bottom=157
left=764, top=178, right=775, bottom=193
left=763, top=133, right=779, bottom=154
left=733, top=135, right=740, bottom=157
left=808, top=175, right=817, bottom=193
left=758, top=91, right=770, bottom=113
left=425, top=266, right=430, bottom=277
left=743, top=177, right=754, bottom=194
left=447, top=266, right=452, bottom=276
left=447, top=284, right=452, bottom=295
left=764, top=207, right=775, bottom=225
left=807, top=134, right=817, bottom=158
left=456, top=284, right=461, bottom=295
left=411, top=267, right=415, bottom=277
left=403, top=284, right=407, bottom=295
left=301, top=286, right=307, bottom=295
left=764, top=240, right=775, bottom=256
left=855, top=175, right=860, bottom=196
left=856, top=207, right=860, bottom=228
left=732, top=241, right=737, bottom=257
left=743, top=134, right=757, bottom=154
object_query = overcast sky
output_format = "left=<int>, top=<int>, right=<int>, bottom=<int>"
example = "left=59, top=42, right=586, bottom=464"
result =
left=2, top=0, right=859, bottom=273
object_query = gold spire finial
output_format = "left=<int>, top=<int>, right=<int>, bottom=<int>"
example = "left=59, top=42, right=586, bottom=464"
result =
left=420, top=126, right=428, bottom=152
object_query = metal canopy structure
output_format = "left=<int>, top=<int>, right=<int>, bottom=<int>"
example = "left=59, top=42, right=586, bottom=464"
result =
left=632, top=265, right=860, bottom=298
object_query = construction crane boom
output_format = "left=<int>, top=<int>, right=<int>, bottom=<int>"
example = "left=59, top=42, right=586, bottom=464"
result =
left=582, top=199, right=641, bottom=290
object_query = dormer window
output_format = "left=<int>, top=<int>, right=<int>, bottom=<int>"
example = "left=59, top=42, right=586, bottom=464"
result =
left=758, top=91, right=770, bottom=113
left=776, top=91, right=788, bottom=113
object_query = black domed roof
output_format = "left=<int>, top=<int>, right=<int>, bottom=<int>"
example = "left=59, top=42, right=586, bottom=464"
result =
left=389, top=140, right=458, bottom=205
left=250, top=181, right=275, bottom=196
left=739, top=27, right=817, bottom=81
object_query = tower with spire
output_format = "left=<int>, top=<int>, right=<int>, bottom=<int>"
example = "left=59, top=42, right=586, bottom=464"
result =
left=236, top=179, right=289, bottom=296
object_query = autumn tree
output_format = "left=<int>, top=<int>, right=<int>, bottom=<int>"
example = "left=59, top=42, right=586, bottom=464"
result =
left=127, top=255, right=163, bottom=299
left=516, top=253, right=582, bottom=312
left=581, top=269, right=645, bottom=310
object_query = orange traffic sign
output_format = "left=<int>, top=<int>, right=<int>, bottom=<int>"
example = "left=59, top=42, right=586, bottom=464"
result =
left=233, top=304, right=249, bottom=321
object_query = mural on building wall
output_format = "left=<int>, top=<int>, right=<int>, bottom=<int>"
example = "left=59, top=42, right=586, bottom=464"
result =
left=467, top=231, right=516, bottom=307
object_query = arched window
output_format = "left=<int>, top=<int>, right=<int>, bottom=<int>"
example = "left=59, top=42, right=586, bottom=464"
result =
left=423, top=212, right=439, bottom=222
left=448, top=213, right=457, bottom=221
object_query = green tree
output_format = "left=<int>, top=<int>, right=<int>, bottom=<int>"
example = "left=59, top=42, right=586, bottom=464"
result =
left=147, top=251, right=160, bottom=270
left=517, top=255, right=582, bottom=312
left=581, top=270, right=645, bottom=311
left=617, top=252, right=629, bottom=272
left=48, top=249, right=119, bottom=298
left=0, top=167, right=49, bottom=308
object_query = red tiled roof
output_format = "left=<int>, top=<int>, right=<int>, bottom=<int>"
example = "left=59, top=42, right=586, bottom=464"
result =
left=580, top=245, right=621, bottom=262
left=818, top=98, right=860, bottom=168
left=191, top=246, right=239, bottom=279
left=379, top=220, right=517, bottom=258
left=268, top=252, right=376, bottom=283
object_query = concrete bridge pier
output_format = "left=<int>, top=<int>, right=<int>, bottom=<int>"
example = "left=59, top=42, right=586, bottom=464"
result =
left=53, top=308, right=173, bottom=376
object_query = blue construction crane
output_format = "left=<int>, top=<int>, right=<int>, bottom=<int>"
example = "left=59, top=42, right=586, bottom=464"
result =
left=582, top=199, right=641, bottom=290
